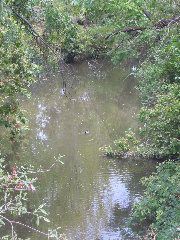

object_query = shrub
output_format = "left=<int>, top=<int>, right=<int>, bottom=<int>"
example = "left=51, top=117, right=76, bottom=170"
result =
left=131, top=161, right=180, bottom=240
left=138, top=84, right=180, bottom=158
left=100, top=129, right=139, bottom=157
left=0, top=154, right=64, bottom=239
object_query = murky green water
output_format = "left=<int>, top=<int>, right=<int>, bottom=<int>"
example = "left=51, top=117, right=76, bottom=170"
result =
left=7, top=60, right=157, bottom=239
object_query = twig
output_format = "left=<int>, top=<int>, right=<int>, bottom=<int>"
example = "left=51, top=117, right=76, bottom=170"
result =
left=11, top=220, right=49, bottom=237
left=19, top=157, right=64, bottom=175
left=0, top=215, right=49, bottom=238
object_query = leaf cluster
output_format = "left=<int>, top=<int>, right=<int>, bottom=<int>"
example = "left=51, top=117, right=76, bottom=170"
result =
left=131, top=161, right=180, bottom=240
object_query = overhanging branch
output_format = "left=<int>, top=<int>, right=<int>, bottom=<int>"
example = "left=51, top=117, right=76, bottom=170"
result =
left=10, top=7, right=57, bottom=55
left=106, top=16, right=180, bottom=40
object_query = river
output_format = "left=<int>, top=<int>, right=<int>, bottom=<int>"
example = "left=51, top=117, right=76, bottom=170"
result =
left=10, top=60, right=157, bottom=239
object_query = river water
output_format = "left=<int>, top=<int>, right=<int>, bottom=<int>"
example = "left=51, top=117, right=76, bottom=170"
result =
left=10, top=60, right=157, bottom=239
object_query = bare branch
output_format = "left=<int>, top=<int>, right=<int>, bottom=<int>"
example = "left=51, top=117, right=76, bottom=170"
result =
left=11, top=220, right=49, bottom=237
left=0, top=215, right=49, bottom=238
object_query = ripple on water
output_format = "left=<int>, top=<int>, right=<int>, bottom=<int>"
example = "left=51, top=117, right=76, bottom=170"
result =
left=15, top=60, right=157, bottom=240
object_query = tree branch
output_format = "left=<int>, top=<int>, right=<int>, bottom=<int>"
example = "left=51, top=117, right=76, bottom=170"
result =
left=155, top=16, right=180, bottom=29
left=105, top=16, right=180, bottom=40
left=11, top=220, right=49, bottom=237
left=0, top=215, right=49, bottom=238
left=141, top=8, right=151, bottom=20
left=10, top=7, right=57, bottom=55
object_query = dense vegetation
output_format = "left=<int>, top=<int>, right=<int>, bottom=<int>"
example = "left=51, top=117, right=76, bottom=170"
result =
left=0, top=0, right=179, bottom=239
left=131, top=161, right=180, bottom=240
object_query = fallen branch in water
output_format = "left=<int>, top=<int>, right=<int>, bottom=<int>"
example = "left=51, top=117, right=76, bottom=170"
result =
left=21, top=155, right=65, bottom=175
left=0, top=215, right=49, bottom=238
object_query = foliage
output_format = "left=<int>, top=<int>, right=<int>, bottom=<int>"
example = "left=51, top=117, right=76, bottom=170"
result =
left=91, top=2, right=180, bottom=238
left=0, top=1, right=64, bottom=239
left=138, top=84, right=180, bottom=158
left=0, top=155, right=43, bottom=238
left=131, top=161, right=180, bottom=240
left=100, top=129, right=139, bottom=157
left=16, top=0, right=178, bottom=64
left=135, top=29, right=180, bottom=159
left=0, top=3, right=39, bottom=141
left=101, top=17, right=179, bottom=160
left=0, top=154, right=65, bottom=239
left=137, top=32, right=180, bottom=106
left=45, top=3, right=79, bottom=54
left=58, top=0, right=179, bottom=61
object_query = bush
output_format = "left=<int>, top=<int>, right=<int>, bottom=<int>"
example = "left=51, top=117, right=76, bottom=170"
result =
left=131, top=161, right=180, bottom=240
left=138, top=84, right=180, bottom=159
left=137, top=33, right=180, bottom=106
left=100, top=129, right=139, bottom=157
left=0, top=154, right=64, bottom=239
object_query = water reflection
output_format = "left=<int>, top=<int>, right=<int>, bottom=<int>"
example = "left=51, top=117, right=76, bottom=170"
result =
left=36, top=104, right=50, bottom=142
left=16, top=60, right=156, bottom=240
